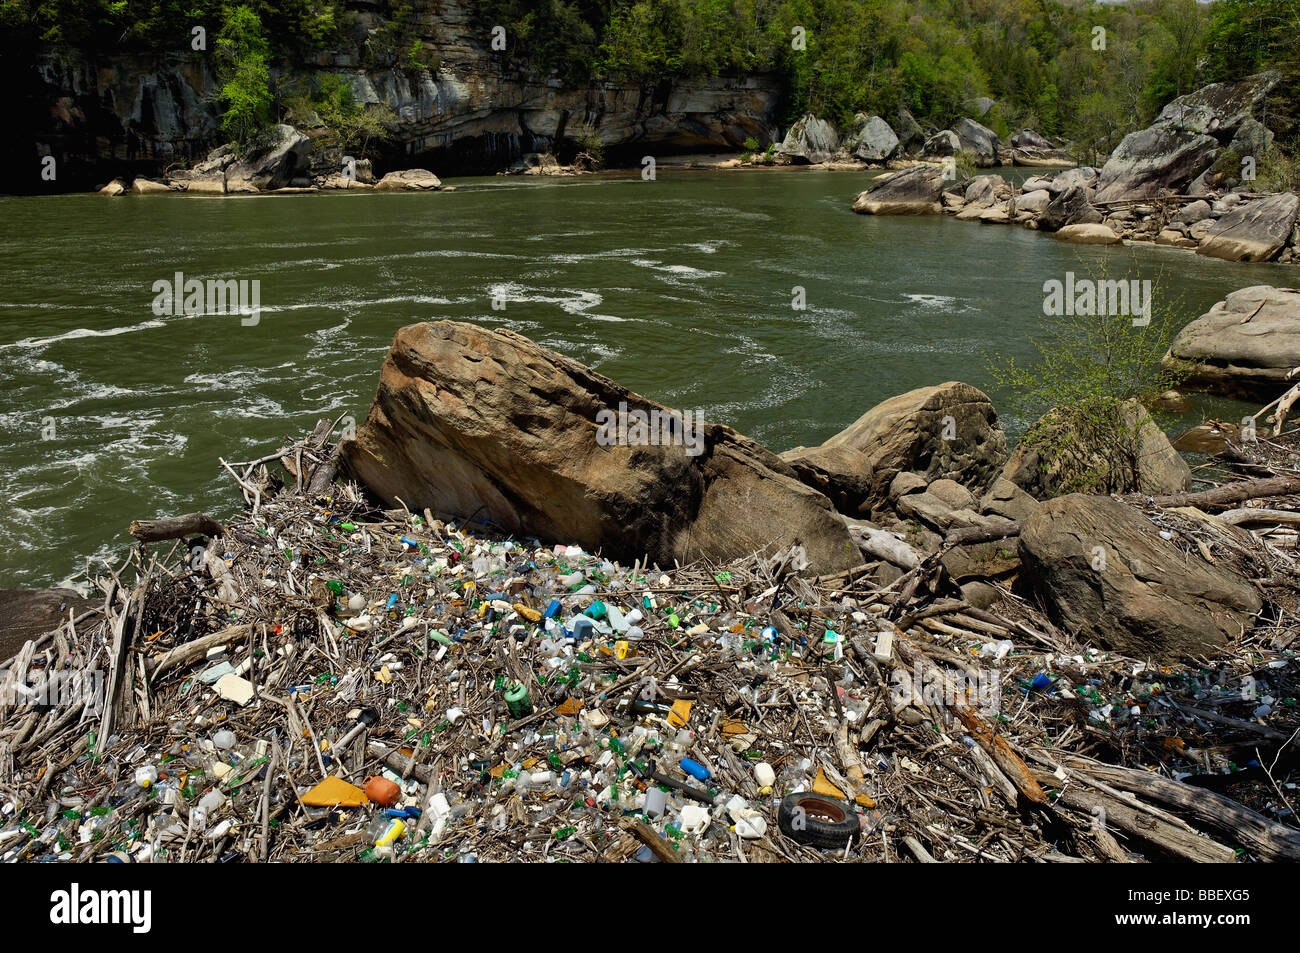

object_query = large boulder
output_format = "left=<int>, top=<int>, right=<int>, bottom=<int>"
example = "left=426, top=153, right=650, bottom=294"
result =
left=340, top=322, right=859, bottom=574
left=1019, top=495, right=1261, bottom=659
left=1011, top=129, right=1054, bottom=150
left=895, top=108, right=925, bottom=153
left=844, top=114, right=899, bottom=162
left=225, top=124, right=311, bottom=191
left=852, top=166, right=945, bottom=215
left=1037, top=185, right=1103, bottom=232
left=795, top=382, right=1007, bottom=505
left=1054, top=223, right=1121, bottom=245
left=1197, top=192, right=1299, bottom=263
left=776, top=114, right=840, bottom=164
left=952, top=117, right=999, bottom=167
left=1002, top=401, right=1189, bottom=499
left=964, top=174, right=1008, bottom=207
left=1094, top=73, right=1279, bottom=203
left=0, top=589, right=95, bottom=662
left=1165, top=286, right=1300, bottom=399
left=1152, top=71, right=1280, bottom=139
left=1046, top=167, right=1098, bottom=194
left=375, top=169, right=442, bottom=191
left=1095, top=127, right=1220, bottom=203
left=922, top=130, right=961, bottom=158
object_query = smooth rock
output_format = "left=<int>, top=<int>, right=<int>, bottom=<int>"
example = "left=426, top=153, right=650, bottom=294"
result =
left=1019, top=495, right=1261, bottom=659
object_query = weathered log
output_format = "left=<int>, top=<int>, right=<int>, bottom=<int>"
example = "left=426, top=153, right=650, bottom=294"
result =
left=130, top=512, right=224, bottom=543
left=1079, top=761, right=1300, bottom=862
left=1043, top=777, right=1233, bottom=863
left=944, top=521, right=1021, bottom=547
left=149, top=624, right=252, bottom=678
left=1128, top=476, right=1300, bottom=511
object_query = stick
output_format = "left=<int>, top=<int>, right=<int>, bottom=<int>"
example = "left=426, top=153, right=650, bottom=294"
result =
left=129, top=512, right=224, bottom=543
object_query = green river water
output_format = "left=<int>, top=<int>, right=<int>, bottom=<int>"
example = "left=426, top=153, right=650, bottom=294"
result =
left=0, top=167, right=1286, bottom=588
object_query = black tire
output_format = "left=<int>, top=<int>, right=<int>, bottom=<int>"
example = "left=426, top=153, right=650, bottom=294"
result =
left=777, top=793, right=860, bottom=849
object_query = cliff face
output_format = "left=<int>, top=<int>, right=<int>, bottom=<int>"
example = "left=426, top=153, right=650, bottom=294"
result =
left=16, top=0, right=782, bottom=192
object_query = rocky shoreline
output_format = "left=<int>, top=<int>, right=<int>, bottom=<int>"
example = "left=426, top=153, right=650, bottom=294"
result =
left=853, top=73, right=1300, bottom=266
left=3, top=305, right=1300, bottom=862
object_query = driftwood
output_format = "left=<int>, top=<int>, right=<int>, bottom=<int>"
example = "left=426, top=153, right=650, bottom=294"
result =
left=1131, top=476, right=1300, bottom=511
left=1041, top=775, right=1233, bottom=863
left=1077, top=761, right=1300, bottom=862
left=944, top=521, right=1021, bottom=547
left=129, top=512, right=224, bottom=543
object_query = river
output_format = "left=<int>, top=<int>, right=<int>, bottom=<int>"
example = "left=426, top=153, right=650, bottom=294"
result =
left=0, top=167, right=1284, bottom=588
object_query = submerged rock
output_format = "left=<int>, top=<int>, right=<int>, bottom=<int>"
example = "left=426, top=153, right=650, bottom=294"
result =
left=340, top=321, right=859, bottom=574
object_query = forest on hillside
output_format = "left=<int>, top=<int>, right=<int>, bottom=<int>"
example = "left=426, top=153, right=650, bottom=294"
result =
left=3, top=0, right=1298, bottom=157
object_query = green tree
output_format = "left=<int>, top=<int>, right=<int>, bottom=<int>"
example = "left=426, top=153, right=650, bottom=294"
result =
left=216, top=4, right=272, bottom=144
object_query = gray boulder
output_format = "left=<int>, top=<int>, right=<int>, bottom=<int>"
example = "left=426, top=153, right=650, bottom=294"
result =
left=922, top=130, right=961, bottom=158
left=895, top=108, right=925, bottom=153
left=1165, top=286, right=1300, bottom=399
left=1197, top=192, right=1299, bottom=263
left=776, top=114, right=840, bottom=164
left=852, top=166, right=946, bottom=215
left=375, top=168, right=442, bottom=191
left=1019, top=495, right=1260, bottom=659
left=225, top=124, right=311, bottom=191
left=1011, top=129, right=1054, bottom=150
left=1095, top=127, right=1220, bottom=203
left=1037, top=185, right=1103, bottom=232
left=844, top=114, right=899, bottom=162
left=952, top=117, right=999, bottom=166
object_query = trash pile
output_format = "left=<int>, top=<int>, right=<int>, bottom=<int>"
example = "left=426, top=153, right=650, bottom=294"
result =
left=2, top=434, right=1299, bottom=864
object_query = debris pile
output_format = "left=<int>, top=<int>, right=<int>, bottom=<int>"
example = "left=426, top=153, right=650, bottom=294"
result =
left=1, top=427, right=1299, bottom=864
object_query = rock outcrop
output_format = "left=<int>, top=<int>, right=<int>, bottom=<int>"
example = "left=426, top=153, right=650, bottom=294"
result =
left=851, top=166, right=946, bottom=215
left=340, top=322, right=859, bottom=574
left=1165, top=286, right=1300, bottom=399
left=1019, top=495, right=1261, bottom=659
left=1095, top=72, right=1280, bottom=204
left=775, top=114, right=840, bottom=164
left=1002, top=401, right=1189, bottom=499
left=1197, top=191, right=1299, bottom=263
left=786, top=382, right=1007, bottom=507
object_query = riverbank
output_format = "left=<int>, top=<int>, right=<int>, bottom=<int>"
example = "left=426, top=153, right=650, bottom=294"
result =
left=3, top=319, right=1300, bottom=862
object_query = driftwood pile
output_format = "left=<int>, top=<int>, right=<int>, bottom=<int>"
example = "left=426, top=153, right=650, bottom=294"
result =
left=1, top=419, right=1298, bottom=863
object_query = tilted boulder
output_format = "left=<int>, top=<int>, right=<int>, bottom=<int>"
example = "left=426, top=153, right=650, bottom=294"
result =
left=1197, top=192, right=1299, bottom=263
left=340, top=322, right=859, bottom=574
left=843, top=114, right=899, bottom=162
left=775, top=114, right=840, bottom=164
left=852, top=166, right=945, bottom=215
left=1165, top=285, right=1300, bottom=399
left=922, top=130, right=960, bottom=158
left=1094, top=73, right=1279, bottom=203
left=1037, top=185, right=1103, bottom=232
left=1019, top=495, right=1260, bottom=659
left=1002, top=400, right=1189, bottom=499
left=225, top=124, right=311, bottom=191
left=791, top=382, right=1007, bottom=508
left=952, top=117, right=999, bottom=167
